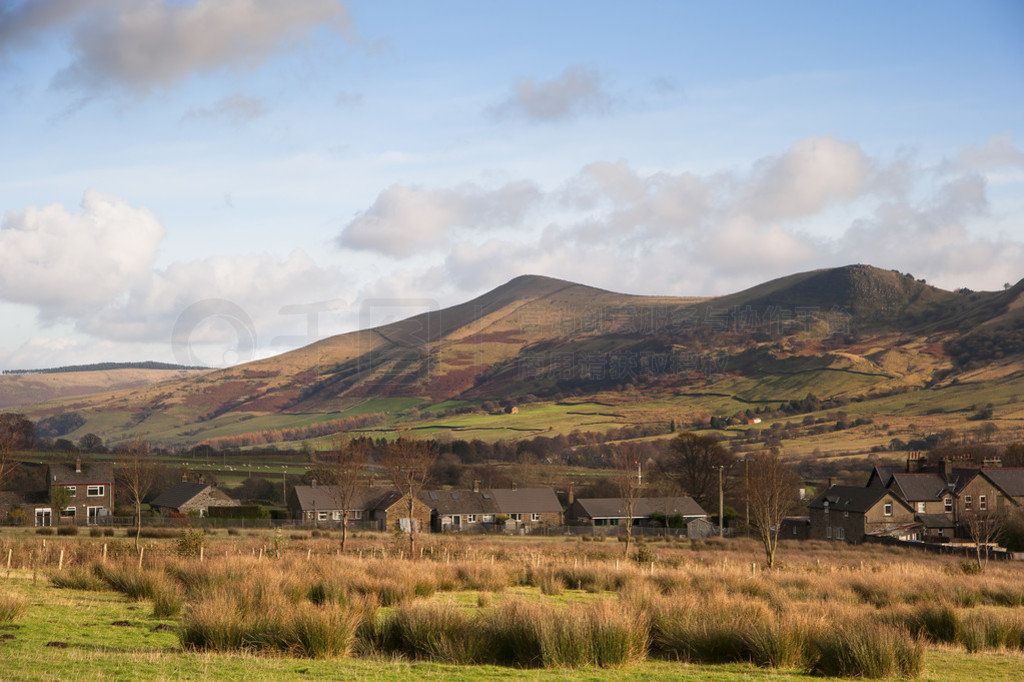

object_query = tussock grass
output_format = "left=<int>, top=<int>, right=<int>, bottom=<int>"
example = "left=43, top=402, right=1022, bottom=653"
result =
left=810, top=623, right=923, bottom=679
left=0, top=592, right=25, bottom=622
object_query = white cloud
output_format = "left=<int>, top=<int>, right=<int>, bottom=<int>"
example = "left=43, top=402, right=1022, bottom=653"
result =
left=181, top=93, right=267, bottom=125
left=338, top=181, right=541, bottom=257
left=957, top=133, right=1024, bottom=172
left=738, top=135, right=870, bottom=221
left=0, top=190, right=164, bottom=317
left=2, top=0, right=350, bottom=95
left=488, top=64, right=613, bottom=122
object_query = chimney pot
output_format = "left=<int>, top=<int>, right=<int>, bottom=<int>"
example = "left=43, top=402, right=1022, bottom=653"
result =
left=75, top=458, right=81, bottom=474
left=511, top=481, right=517, bottom=491
left=472, top=479, right=480, bottom=493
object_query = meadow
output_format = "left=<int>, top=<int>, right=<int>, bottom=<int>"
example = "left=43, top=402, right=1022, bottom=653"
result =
left=1, top=529, right=1024, bottom=679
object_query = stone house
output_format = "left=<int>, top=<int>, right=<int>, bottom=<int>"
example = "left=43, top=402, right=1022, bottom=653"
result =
left=43, top=459, right=114, bottom=526
left=420, top=484, right=563, bottom=532
left=565, top=496, right=707, bottom=530
left=150, top=481, right=240, bottom=517
left=287, top=485, right=432, bottom=533
left=807, top=485, right=916, bottom=543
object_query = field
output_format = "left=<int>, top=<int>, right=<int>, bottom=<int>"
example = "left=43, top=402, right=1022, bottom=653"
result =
left=2, top=530, right=1024, bottom=679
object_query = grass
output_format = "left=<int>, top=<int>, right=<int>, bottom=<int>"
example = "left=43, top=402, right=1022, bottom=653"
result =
left=3, top=533, right=1024, bottom=679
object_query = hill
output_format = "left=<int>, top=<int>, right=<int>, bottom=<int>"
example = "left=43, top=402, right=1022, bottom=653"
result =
left=10, top=264, right=1024, bottom=449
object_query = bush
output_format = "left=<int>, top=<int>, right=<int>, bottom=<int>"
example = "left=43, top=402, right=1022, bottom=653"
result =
left=49, top=566, right=107, bottom=592
left=0, top=593, right=25, bottom=622
left=810, top=624, right=923, bottom=679
left=57, top=525, right=79, bottom=536
left=176, top=528, right=205, bottom=558
left=35, top=527, right=55, bottom=536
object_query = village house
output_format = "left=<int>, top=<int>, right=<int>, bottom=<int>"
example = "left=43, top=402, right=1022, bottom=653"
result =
left=807, top=485, right=917, bottom=543
left=420, top=483, right=563, bottom=532
left=565, top=496, right=708, bottom=533
left=150, top=481, right=240, bottom=517
left=287, top=484, right=432, bottom=533
left=43, top=458, right=114, bottom=526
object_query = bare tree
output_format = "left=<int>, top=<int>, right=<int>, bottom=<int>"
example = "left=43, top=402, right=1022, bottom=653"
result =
left=380, top=437, right=435, bottom=559
left=747, top=449, right=800, bottom=569
left=312, top=435, right=367, bottom=552
left=613, top=445, right=645, bottom=556
left=959, top=498, right=1005, bottom=572
left=656, top=432, right=736, bottom=511
left=116, top=440, right=158, bottom=552
left=0, top=413, right=33, bottom=491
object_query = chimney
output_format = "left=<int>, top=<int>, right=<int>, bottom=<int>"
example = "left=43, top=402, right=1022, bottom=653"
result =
left=75, top=458, right=82, bottom=474
left=369, top=473, right=375, bottom=487
left=943, top=458, right=953, bottom=481
left=511, top=481, right=517, bottom=491
left=568, top=485, right=574, bottom=505
left=983, top=456, right=1002, bottom=469
left=311, top=478, right=317, bottom=488
left=472, top=479, right=480, bottom=493
left=907, top=451, right=923, bottom=473
left=827, top=477, right=835, bottom=489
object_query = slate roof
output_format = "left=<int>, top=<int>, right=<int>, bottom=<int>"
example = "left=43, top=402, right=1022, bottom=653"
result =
left=48, top=460, right=113, bottom=486
left=150, top=482, right=237, bottom=511
left=888, top=473, right=950, bottom=502
left=487, top=488, right=563, bottom=514
left=917, top=513, right=955, bottom=529
left=289, top=485, right=399, bottom=512
left=977, top=468, right=1024, bottom=498
left=573, top=496, right=706, bottom=520
left=808, top=485, right=910, bottom=514
left=420, top=489, right=499, bottom=515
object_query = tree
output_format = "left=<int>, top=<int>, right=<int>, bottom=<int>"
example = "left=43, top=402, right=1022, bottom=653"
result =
left=656, top=432, right=736, bottom=510
left=380, top=437, right=435, bottom=559
left=958, top=494, right=1005, bottom=572
left=116, top=440, right=158, bottom=552
left=0, top=413, right=32, bottom=492
left=612, top=444, right=645, bottom=557
left=50, top=485, right=74, bottom=523
left=78, top=433, right=104, bottom=453
left=312, top=435, right=367, bottom=552
left=747, top=449, right=800, bottom=569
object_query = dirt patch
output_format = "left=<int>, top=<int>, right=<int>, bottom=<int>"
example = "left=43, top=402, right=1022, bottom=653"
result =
left=151, top=624, right=175, bottom=632
left=45, top=641, right=68, bottom=648
left=111, top=620, right=131, bottom=627
left=0, top=633, right=15, bottom=640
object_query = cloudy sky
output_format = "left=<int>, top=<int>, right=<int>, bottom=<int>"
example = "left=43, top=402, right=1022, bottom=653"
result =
left=1, top=0, right=1022, bottom=369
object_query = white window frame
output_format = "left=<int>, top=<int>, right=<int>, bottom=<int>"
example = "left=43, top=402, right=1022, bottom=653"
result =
left=979, top=495, right=987, bottom=511
left=964, top=495, right=973, bottom=511
left=944, top=497, right=953, bottom=513
left=87, top=506, right=104, bottom=525
left=510, top=513, right=522, bottom=522
left=837, top=527, right=845, bottom=541
left=826, top=526, right=832, bottom=539
left=482, top=514, right=494, bottom=523
left=318, top=511, right=328, bottom=521
left=883, top=502, right=893, bottom=517
left=87, top=485, right=104, bottom=497
left=332, top=511, right=342, bottom=521
left=467, top=514, right=476, bottom=523
left=60, top=506, right=76, bottom=518
left=66, top=486, right=76, bottom=497
left=916, top=502, right=926, bottom=513
left=351, top=510, right=362, bottom=520
left=531, top=513, right=541, bottom=522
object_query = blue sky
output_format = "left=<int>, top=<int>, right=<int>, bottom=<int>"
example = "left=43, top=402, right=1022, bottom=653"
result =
left=0, top=0, right=1022, bottom=369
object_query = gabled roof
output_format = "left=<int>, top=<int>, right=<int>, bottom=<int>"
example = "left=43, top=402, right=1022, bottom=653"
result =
left=289, top=485, right=401, bottom=513
left=888, top=473, right=949, bottom=502
left=573, top=496, right=706, bottom=520
left=487, top=488, right=562, bottom=514
left=49, top=460, right=114, bottom=486
left=150, top=482, right=215, bottom=510
left=867, top=465, right=899, bottom=489
left=808, top=485, right=911, bottom=514
left=976, top=468, right=1024, bottom=498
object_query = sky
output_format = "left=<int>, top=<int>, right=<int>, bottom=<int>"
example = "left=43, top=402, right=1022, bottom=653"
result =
left=0, top=0, right=1022, bottom=370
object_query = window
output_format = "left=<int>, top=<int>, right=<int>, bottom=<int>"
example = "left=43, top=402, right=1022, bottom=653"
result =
left=87, top=485, right=104, bottom=497
left=332, top=511, right=342, bottom=521
left=917, top=502, right=926, bottom=513
left=826, top=526, right=832, bottom=539
left=979, top=495, right=987, bottom=511
left=532, top=513, right=541, bottom=522
left=843, top=511, right=849, bottom=519
left=467, top=514, right=476, bottom=523
left=60, top=507, right=76, bottom=518
left=944, top=497, right=953, bottom=513
left=837, top=527, right=845, bottom=541
left=510, top=513, right=522, bottom=522
left=964, top=495, right=972, bottom=511
left=66, top=486, right=76, bottom=496
left=482, top=514, right=494, bottom=523
left=352, top=510, right=362, bottom=520
left=883, top=502, right=893, bottom=516
left=318, top=511, right=328, bottom=521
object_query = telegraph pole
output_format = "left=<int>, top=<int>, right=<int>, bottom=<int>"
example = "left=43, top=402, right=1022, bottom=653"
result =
left=718, top=464, right=725, bottom=538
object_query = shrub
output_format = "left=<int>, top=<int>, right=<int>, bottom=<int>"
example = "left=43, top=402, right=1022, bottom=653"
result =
left=35, top=527, right=54, bottom=536
left=176, top=528, right=205, bottom=558
left=56, top=525, right=79, bottom=536
left=89, top=528, right=103, bottom=538
left=810, top=624, right=923, bottom=679
left=49, top=566, right=107, bottom=592
left=0, top=593, right=25, bottom=622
